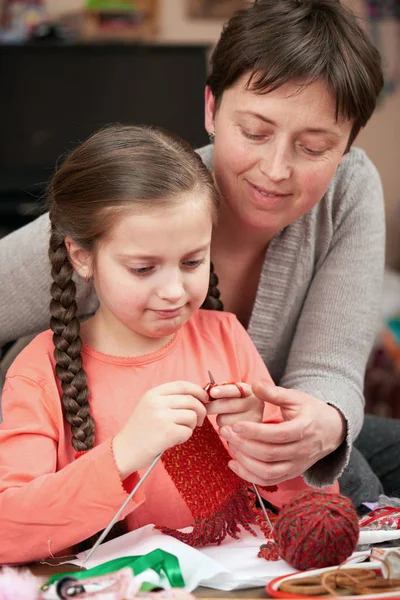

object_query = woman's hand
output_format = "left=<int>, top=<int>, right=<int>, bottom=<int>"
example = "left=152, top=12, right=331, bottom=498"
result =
left=113, top=381, right=208, bottom=478
left=206, top=382, right=264, bottom=427
left=219, top=381, right=346, bottom=486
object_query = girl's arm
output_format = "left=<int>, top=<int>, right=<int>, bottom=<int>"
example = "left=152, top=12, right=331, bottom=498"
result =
left=0, top=213, right=98, bottom=348
left=0, top=374, right=144, bottom=565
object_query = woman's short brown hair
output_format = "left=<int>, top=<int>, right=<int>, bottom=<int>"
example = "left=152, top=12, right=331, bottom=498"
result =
left=207, top=0, right=384, bottom=146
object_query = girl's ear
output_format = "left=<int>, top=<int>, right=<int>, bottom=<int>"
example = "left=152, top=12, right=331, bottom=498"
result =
left=204, top=86, right=216, bottom=135
left=65, top=236, right=93, bottom=280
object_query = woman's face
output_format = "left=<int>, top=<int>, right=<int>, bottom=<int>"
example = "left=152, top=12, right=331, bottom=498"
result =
left=205, top=77, right=353, bottom=237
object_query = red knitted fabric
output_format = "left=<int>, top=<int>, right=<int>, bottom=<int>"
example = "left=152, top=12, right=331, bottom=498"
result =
left=159, top=417, right=273, bottom=546
left=272, top=491, right=359, bottom=570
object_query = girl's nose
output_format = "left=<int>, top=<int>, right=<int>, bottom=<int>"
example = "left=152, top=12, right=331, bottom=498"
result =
left=157, top=277, right=185, bottom=303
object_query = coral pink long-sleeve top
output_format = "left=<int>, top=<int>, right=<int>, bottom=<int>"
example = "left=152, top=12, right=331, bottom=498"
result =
left=0, top=310, right=337, bottom=564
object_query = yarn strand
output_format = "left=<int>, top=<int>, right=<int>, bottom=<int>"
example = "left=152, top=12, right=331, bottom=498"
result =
left=158, top=483, right=257, bottom=546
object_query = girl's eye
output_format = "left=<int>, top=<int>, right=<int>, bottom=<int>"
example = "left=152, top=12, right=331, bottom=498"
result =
left=182, top=258, right=206, bottom=269
left=130, top=266, right=154, bottom=275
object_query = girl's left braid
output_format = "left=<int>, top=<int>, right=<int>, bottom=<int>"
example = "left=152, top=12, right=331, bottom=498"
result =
left=49, top=219, right=94, bottom=452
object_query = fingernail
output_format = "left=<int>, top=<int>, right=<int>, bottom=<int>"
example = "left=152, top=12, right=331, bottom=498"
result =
left=232, top=424, right=243, bottom=434
left=228, top=461, right=238, bottom=473
left=219, top=426, right=231, bottom=440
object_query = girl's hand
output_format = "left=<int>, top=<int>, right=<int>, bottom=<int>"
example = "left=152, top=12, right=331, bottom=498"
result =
left=206, top=382, right=264, bottom=428
left=219, top=381, right=346, bottom=486
left=113, top=381, right=208, bottom=478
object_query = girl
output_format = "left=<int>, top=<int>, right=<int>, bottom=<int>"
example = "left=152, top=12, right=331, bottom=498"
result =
left=0, top=125, right=335, bottom=566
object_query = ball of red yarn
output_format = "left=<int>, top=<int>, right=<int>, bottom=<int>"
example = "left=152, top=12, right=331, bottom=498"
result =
left=273, top=491, right=359, bottom=570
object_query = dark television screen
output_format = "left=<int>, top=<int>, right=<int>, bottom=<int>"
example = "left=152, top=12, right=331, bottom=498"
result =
left=0, top=43, right=209, bottom=198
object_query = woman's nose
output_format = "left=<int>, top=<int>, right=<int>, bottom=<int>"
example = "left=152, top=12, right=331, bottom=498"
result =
left=259, top=142, right=292, bottom=182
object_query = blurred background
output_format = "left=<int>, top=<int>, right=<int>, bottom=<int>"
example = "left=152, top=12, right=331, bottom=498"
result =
left=0, top=0, right=399, bottom=414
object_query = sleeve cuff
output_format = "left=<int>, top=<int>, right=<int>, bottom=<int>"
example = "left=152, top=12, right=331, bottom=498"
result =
left=289, top=378, right=361, bottom=487
left=303, top=437, right=349, bottom=487
left=78, top=438, right=146, bottom=522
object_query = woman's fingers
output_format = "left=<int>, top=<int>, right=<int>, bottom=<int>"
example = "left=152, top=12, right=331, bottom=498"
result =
left=228, top=438, right=300, bottom=463
left=227, top=448, right=292, bottom=486
left=221, top=419, right=309, bottom=444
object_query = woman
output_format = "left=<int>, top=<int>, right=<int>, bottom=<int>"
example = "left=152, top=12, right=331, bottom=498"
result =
left=0, top=0, right=398, bottom=506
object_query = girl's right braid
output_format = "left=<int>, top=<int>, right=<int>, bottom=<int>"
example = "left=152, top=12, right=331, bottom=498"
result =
left=202, top=262, right=224, bottom=311
left=49, top=225, right=95, bottom=452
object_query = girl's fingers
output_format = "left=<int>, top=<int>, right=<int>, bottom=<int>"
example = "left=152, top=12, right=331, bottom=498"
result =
left=157, top=381, right=209, bottom=403
left=173, top=408, right=201, bottom=430
left=167, top=395, right=207, bottom=425
left=209, top=382, right=251, bottom=399
left=216, top=412, right=254, bottom=428
left=206, top=397, right=252, bottom=415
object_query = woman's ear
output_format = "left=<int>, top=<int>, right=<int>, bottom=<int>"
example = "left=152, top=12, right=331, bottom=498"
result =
left=205, top=86, right=216, bottom=135
left=65, top=236, right=93, bottom=280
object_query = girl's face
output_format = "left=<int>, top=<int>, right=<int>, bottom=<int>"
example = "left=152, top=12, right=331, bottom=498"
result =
left=205, top=77, right=353, bottom=237
left=69, top=191, right=213, bottom=350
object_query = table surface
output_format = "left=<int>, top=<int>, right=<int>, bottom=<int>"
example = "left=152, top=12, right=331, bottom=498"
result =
left=29, top=562, right=268, bottom=598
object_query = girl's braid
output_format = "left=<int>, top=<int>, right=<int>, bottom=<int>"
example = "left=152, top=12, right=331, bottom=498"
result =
left=202, top=262, right=224, bottom=311
left=49, top=223, right=94, bottom=452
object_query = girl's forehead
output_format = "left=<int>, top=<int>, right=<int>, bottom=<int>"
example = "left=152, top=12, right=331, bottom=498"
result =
left=99, top=189, right=214, bottom=239
left=100, top=198, right=213, bottom=250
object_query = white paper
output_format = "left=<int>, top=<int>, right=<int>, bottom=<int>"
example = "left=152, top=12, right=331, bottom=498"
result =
left=71, top=525, right=400, bottom=591
left=73, top=525, right=297, bottom=591
left=359, top=529, right=400, bottom=545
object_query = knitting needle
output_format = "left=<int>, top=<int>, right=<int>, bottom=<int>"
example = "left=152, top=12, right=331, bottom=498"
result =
left=207, top=370, right=274, bottom=535
left=252, top=481, right=274, bottom=535
left=82, top=452, right=162, bottom=567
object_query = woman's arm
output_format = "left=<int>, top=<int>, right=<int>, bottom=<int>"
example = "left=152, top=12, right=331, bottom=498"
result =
left=216, top=150, right=385, bottom=488
left=0, top=213, right=98, bottom=347
left=279, top=149, right=385, bottom=485
left=0, top=374, right=143, bottom=564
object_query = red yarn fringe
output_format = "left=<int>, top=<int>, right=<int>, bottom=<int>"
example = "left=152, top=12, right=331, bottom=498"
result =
left=157, top=483, right=258, bottom=546
left=258, top=541, right=280, bottom=561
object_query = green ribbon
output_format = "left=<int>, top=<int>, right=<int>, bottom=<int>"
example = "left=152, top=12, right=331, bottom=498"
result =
left=42, top=548, right=185, bottom=591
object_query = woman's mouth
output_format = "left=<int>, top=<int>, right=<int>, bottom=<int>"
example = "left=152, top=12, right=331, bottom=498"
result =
left=245, top=180, right=292, bottom=207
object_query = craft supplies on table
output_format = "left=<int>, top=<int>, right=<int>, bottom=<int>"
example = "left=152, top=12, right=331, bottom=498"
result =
left=267, top=550, right=400, bottom=599
left=72, top=525, right=297, bottom=591
left=59, top=523, right=400, bottom=591
left=266, top=491, right=359, bottom=569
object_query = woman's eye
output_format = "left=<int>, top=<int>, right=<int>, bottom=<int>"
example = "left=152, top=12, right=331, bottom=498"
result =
left=182, top=259, right=205, bottom=269
left=130, top=266, right=153, bottom=275
left=241, top=129, right=267, bottom=141
left=301, top=145, right=326, bottom=156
